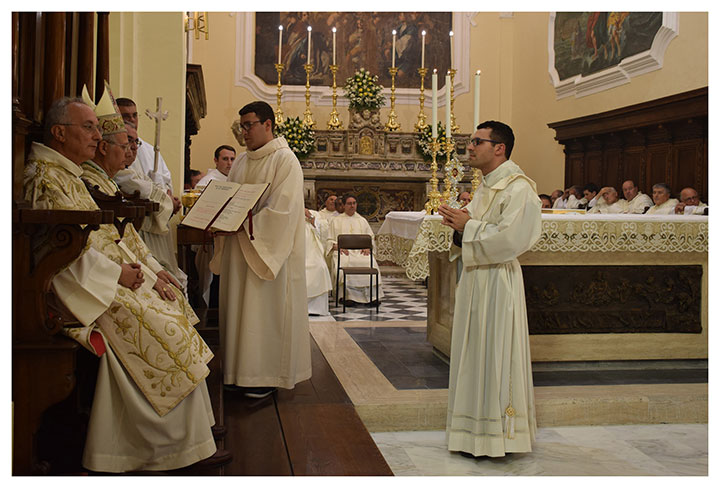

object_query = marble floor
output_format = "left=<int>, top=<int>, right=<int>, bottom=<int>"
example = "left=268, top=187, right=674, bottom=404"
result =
left=371, top=424, right=708, bottom=476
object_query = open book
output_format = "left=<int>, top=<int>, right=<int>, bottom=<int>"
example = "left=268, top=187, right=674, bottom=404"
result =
left=181, top=179, right=270, bottom=232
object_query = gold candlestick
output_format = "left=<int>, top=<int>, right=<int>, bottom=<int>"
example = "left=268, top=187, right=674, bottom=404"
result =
left=415, top=67, right=428, bottom=132
left=385, top=66, right=400, bottom=131
left=274, top=63, right=285, bottom=126
left=443, top=136, right=462, bottom=208
left=424, top=139, right=443, bottom=214
left=327, top=64, right=343, bottom=130
left=449, top=68, right=459, bottom=133
left=302, top=63, right=315, bottom=128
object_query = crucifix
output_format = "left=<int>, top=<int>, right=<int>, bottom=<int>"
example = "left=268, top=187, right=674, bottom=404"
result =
left=145, top=97, right=169, bottom=176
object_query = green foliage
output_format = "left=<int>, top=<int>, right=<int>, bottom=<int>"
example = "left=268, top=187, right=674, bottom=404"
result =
left=343, top=68, right=386, bottom=111
left=276, top=116, right=315, bottom=159
left=416, top=122, right=456, bottom=161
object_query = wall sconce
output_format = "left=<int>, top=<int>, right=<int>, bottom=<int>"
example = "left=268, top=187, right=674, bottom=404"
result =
left=185, top=12, right=209, bottom=40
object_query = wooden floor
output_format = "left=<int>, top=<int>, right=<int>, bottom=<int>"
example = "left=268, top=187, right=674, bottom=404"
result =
left=201, top=328, right=393, bottom=476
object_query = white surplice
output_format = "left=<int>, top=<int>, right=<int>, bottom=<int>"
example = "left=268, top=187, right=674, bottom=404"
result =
left=587, top=198, right=629, bottom=214
left=212, top=137, right=311, bottom=388
left=305, top=209, right=332, bottom=315
left=327, top=212, right=384, bottom=303
left=446, top=159, right=541, bottom=457
left=646, top=198, right=680, bottom=215
left=626, top=191, right=654, bottom=214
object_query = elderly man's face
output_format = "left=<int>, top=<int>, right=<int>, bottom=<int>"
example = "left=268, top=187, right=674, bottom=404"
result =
left=603, top=189, right=619, bottom=205
left=58, top=103, right=102, bottom=164
left=551, top=190, right=563, bottom=203
left=622, top=181, right=638, bottom=201
left=325, top=195, right=337, bottom=211
left=652, top=187, right=670, bottom=206
left=344, top=197, right=357, bottom=216
left=102, top=131, right=132, bottom=177
left=680, top=188, right=700, bottom=206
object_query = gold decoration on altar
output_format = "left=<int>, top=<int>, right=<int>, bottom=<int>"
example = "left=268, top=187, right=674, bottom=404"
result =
left=415, top=67, right=428, bottom=131
left=424, top=139, right=443, bottom=213
left=302, top=63, right=315, bottom=128
left=359, top=136, right=373, bottom=155
left=449, top=68, right=459, bottom=133
left=274, top=63, right=285, bottom=126
left=327, top=64, right=343, bottom=130
left=385, top=67, right=400, bottom=132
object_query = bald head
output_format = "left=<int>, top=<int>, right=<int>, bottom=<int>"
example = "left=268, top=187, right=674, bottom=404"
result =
left=679, top=187, right=700, bottom=206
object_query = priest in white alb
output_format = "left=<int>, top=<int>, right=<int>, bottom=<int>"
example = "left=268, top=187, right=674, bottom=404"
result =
left=25, top=93, right=220, bottom=472
left=305, top=208, right=333, bottom=315
left=326, top=194, right=384, bottom=304
left=317, top=193, right=338, bottom=221
left=439, top=121, right=541, bottom=458
left=211, top=101, right=311, bottom=399
left=621, top=180, right=654, bottom=214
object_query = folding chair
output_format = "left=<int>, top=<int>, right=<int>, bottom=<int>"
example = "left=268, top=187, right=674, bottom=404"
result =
left=335, top=234, right=379, bottom=313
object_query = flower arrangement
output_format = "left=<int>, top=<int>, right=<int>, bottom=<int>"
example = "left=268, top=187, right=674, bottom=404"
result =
left=343, top=68, right=386, bottom=111
left=416, top=122, right=456, bottom=161
left=275, top=116, right=315, bottom=159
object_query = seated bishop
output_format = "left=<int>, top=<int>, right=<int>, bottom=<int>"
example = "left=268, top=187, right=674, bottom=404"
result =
left=305, top=208, right=333, bottom=315
left=326, top=194, right=384, bottom=304
left=24, top=90, right=219, bottom=473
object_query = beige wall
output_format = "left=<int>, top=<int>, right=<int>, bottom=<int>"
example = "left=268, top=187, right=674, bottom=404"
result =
left=109, top=12, right=187, bottom=196
left=187, top=12, right=707, bottom=195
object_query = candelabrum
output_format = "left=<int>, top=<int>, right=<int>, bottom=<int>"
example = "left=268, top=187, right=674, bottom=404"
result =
left=385, top=67, right=400, bottom=131
left=424, top=139, right=443, bottom=214
left=471, top=169, right=481, bottom=198
left=302, top=64, right=315, bottom=128
left=327, top=65, right=343, bottom=130
left=414, top=67, right=428, bottom=131
left=449, top=68, right=459, bottom=133
left=442, top=136, right=463, bottom=208
left=274, top=63, right=285, bottom=126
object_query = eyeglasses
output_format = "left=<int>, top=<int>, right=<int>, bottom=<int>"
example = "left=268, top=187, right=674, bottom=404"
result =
left=240, top=120, right=264, bottom=131
left=59, top=122, right=101, bottom=133
left=128, top=138, right=142, bottom=147
left=470, top=137, right=502, bottom=146
left=106, top=140, right=131, bottom=151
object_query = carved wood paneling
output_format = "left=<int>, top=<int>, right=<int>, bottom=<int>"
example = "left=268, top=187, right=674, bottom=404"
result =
left=549, top=88, right=708, bottom=201
left=523, top=265, right=702, bottom=335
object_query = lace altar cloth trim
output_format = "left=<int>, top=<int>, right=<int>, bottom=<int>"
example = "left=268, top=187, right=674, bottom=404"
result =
left=377, top=214, right=708, bottom=281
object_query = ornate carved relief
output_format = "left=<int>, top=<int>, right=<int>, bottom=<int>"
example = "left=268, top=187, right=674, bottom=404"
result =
left=523, top=265, right=702, bottom=334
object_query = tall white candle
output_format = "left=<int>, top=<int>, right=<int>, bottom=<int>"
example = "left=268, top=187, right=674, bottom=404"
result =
left=278, top=25, right=283, bottom=64
left=474, top=70, right=481, bottom=130
left=307, top=26, right=312, bottom=64
left=392, top=30, right=397, bottom=68
left=421, top=30, right=426, bottom=69
left=445, top=72, right=451, bottom=135
left=332, top=27, right=337, bottom=65
left=432, top=69, right=438, bottom=139
left=449, top=31, right=454, bottom=69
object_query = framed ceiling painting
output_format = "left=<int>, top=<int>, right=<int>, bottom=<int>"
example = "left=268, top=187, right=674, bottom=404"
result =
left=548, top=12, right=679, bottom=99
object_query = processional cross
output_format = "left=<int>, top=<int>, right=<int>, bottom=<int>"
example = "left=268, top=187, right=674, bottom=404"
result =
left=145, top=97, right=169, bottom=176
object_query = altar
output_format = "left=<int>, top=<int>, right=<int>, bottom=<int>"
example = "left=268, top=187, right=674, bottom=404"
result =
left=377, top=211, right=709, bottom=362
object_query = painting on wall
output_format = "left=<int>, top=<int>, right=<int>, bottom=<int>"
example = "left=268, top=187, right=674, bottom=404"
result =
left=254, top=12, right=452, bottom=89
left=553, top=12, right=663, bottom=81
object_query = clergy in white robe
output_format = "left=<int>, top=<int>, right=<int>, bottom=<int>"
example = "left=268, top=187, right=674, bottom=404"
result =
left=588, top=187, right=629, bottom=214
left=674, top=187, right=708, bottom=215
left=317, top=194, right=338, bottom=221
left=193, top=145, right=236, bottom=305
left=439, top=121, right=540, bottom=458
left=647, top=183, right=679, bottom=215
left=212, top=101, right=311, bottom=391
left=26, top=97, right=215, bottom=472
left=327, top=196, right=385, bottom=304
left=621, top=180, right=654, bottom=214
left=305, top=209, right=333, bottom=315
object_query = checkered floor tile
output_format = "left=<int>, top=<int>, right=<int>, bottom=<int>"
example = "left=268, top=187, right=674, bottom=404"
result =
left=328, top=275, right=428, bottom=322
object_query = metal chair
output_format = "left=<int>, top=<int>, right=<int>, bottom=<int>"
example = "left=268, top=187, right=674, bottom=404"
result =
left=335, top=234, right=379, bottom=313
